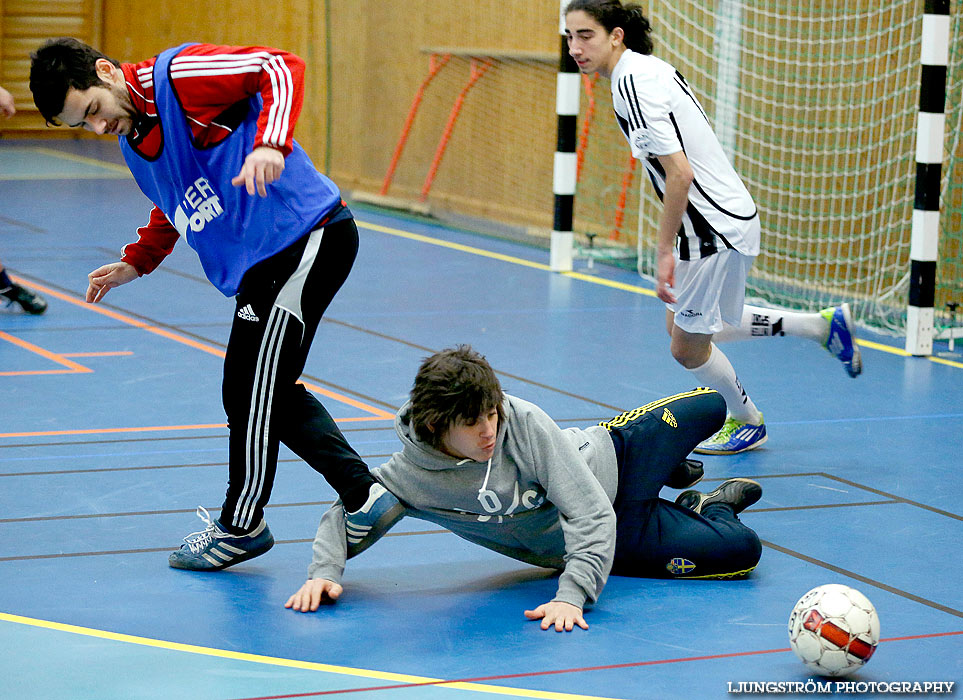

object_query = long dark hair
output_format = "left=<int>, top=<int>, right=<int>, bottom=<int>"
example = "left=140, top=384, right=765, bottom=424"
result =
left=409, top=345, right=505, bottom=448
left=565, top=0, right=654, bottom=55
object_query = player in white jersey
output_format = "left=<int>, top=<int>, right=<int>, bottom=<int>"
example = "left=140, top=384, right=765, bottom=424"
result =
left=564, top=0, right=862, bottom=455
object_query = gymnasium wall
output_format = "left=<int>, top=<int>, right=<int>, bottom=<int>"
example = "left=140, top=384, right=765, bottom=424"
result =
left=0, top=0, right=104, bottom=132
left=322, top=0, right=561, bottom=228
left=1, top=0, right=564, bottom=230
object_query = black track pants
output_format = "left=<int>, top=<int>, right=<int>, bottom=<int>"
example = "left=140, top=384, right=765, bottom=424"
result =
left=219, top=217, right=374, bottom=533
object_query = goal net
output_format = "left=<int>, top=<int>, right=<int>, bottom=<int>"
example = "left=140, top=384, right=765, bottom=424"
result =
left=941, top=8, right=963, bottom=339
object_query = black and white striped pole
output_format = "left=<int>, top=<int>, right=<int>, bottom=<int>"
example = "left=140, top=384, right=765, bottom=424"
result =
left=550, top=0, right=579, bottom=272
left=906, top=0, right=949, bottom=356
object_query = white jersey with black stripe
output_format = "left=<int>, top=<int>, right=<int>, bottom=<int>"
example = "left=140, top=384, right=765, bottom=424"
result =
left=610, top=49, right=760, bottom=260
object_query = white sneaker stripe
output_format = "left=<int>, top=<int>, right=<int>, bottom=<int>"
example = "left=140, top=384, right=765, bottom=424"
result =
left=218, top=543, right=246, bottom=555
left=201, top=553, right=222, bottom=566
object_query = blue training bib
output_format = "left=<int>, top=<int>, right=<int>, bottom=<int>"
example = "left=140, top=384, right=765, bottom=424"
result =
left=120, top=43, right=341, bottom=296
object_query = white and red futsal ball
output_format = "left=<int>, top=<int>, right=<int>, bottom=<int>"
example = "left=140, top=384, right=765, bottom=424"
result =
left=788, top=584, right=880, bottom=677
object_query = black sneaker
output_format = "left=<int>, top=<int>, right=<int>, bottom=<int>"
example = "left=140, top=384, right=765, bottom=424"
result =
left=666, top=459, right=704, bottom=489
left=675, top=478, right=762, bottom=515
left=2, top=284, right=47, bottom=314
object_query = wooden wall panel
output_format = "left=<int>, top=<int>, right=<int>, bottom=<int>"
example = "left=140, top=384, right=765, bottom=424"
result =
left=325, top=0, right=561, bottom=227
left=3, top=0, right=568, bottom=230
left=0, top=0, right=102, bottom=133
left=100, top=0, right=320, bottom=151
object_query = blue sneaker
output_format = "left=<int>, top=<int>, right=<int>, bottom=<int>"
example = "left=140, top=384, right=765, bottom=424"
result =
left=344, top=483, right=405, bottom=557
left=168, top=507, right=274, bottom=571
left=821, top=303, right=862, bottom=378
left=693, top=414, right=767, bottom=455
left=675, top=478, right=762, bottom=515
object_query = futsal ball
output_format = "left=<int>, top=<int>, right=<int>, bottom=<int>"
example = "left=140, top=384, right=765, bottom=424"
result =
left=788, top=584, right=880, bottom=677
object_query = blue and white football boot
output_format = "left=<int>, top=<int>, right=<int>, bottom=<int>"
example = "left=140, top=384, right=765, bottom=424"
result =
left=821, top=302, right=862, bottom=378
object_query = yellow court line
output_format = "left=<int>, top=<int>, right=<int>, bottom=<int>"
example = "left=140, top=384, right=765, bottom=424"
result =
left=858, top=337, right=963, bottom=369
left=12, top=146, right=133, bottom=175
left=358, top=220, right=553, bottom=271
left=357, top=220, right=655, bottom=297
left=9, top=275, right=395, bottom=420
left=0, top=612, right=625, bottom=700
left=562, top=270, right=655, bottom=296
left=356, top=219, right=962, bottom=370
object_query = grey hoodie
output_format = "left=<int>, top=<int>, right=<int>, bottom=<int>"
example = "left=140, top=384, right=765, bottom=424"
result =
left=307, top=394, right=619, bottom=608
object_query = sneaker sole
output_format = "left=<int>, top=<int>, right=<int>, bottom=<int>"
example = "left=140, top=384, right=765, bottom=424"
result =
left=674, top=472, right=704, bottom=489
left=837, top=303, right=862, bottom=378
left=692, top=432, right=768, bottom=456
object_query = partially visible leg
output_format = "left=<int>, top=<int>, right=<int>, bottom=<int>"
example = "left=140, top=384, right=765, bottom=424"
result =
left=279, top=383, right=374, bottom=508
left=612, top=497, right=762, bottom=579
left=713, top=305, right=828, bottom=343
left=672, top=323, right=762, bottom=426
left=203, top=223, right=364, bottom=535
left=0, top=263, right=47, bottom=314
left=271, top=218, right=375, bottom=514
left=665, top=251, right=765, bottom=455
left=686, top=337, right=768, bottom=455
left=713, top=303, right=862, bottom=378
left=605, top=388, right=726, bottom=505
left=273, top=218, right=401, bottom=551
left=168, top=261, right=290, bottom=569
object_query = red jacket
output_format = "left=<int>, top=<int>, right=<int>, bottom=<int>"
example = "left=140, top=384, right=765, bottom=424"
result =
left=118, top=44, right=306, bottom=275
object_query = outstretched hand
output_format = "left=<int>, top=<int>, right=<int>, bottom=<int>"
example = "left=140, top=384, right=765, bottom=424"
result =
left=86, top=262, right=139, bottom=303
left=524, top=601, right=588, bottom=632
left=285, top=578, right=343, bottom=612
left=231, top=146, right=285, bottom=197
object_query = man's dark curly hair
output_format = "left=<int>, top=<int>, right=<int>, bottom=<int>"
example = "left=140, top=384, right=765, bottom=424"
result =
left=30, top=37, right=120, bottom=125
left=409, top=345, right=505, bottom=449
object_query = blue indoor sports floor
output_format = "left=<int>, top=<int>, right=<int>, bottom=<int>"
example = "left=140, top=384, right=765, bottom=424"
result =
left=1, top=140, right=961, bottom=699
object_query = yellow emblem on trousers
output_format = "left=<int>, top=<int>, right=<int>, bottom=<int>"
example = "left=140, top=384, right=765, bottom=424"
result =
left=662, top=408, right=677, bottom=427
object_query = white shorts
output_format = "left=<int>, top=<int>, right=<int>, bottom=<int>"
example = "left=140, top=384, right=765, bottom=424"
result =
left=667, top=249, right=755, bottom=335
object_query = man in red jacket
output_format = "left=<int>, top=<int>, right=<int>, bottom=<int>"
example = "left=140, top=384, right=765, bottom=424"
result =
left=29, top=39, right=402, bottom=572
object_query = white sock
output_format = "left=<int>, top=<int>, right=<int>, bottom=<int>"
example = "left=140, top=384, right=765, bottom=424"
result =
left=689, top=344, right=762, bottom=424
left=713, top=305, right=829, bottom=344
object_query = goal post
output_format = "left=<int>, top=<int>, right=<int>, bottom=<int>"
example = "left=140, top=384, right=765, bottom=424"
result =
left=906, top=0, right=950, bottom=355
